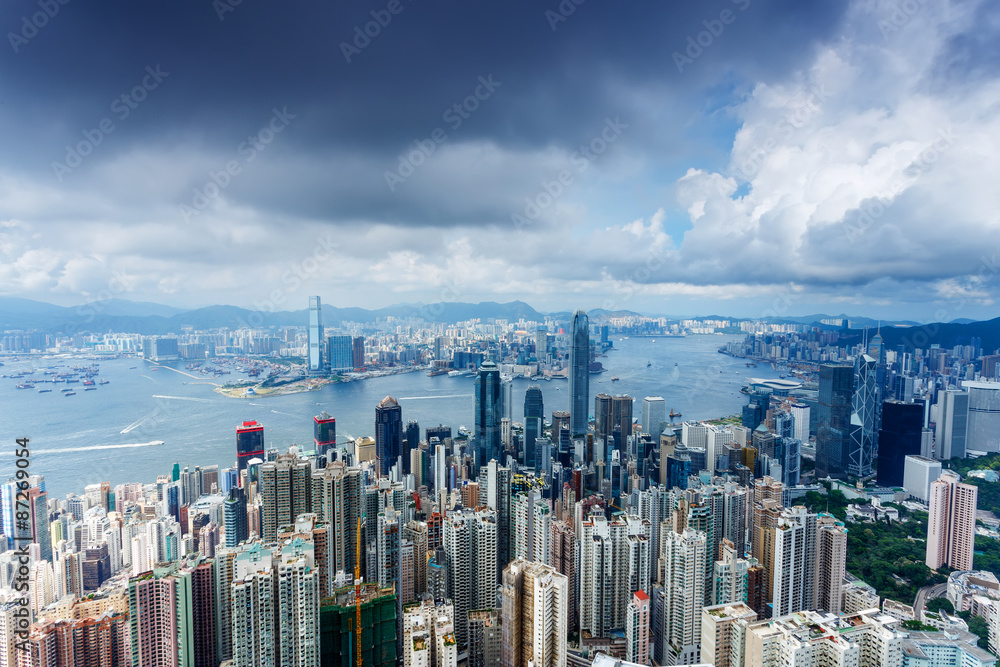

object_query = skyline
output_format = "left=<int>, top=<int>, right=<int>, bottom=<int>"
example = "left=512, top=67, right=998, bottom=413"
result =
left=1, top=1, right=999, bottom=320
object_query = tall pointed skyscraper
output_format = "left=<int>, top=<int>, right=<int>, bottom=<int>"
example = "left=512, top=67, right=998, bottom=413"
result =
left=308, top=296, right=324, bottom=375
left=569, top=310, right=590, bottom=437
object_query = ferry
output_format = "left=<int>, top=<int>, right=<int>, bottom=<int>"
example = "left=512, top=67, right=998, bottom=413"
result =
left=85, top=387, right=97, bottom=391
left=16, top=383, right=35, bottom=389
left=83, top=380, right=95, bottom=386
left=38, top=388, right=52, bottom=393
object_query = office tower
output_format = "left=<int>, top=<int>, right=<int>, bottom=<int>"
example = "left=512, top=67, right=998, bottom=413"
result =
left=231, top=545, right=277, bottom=667
left=468, top=609, right=502, bottom=667
left=964, top=381, right=1000, bottom=453
left=569, top=310, right=590, bottom=436
left=876, top=401, right=923, bottom=487
left=700, top=602, right=756, bottom=667
left=434, top=444, right=447, bottom=497
left=501, top=374, right=513, bottom=425
left=326, top=334, right=353, bottom=371
left=626, top=591, right=651, bottom=666
left=706, top=425, right=734, bottom=475
left=642, top=396, right=667, bottom=438
left=523, top=385, right=544, bottom=469
left=443, top=508, right=498, bottom=647
left=903, top=455, right=942, bottom=502
left=742, top=393, right=767, bottom=431
left=936, top=389, right=969, bottom=459
left=681, top=421, right=707, bottom=448
left=713, top=538, right=749, bottom=606
left=403, top=420, right=421, bottom=474
left=549, top=519, right=577, bottom=632
left=500, top=558, right=568, bottom=667
left=770, top=506, right=817, bottom=618
left=376, top=396, right=404, bottom=478
left=475, top=361, right=503, bottom=467
left=551, top=411, right=570, bottom=443
left=308, top=295, right=324, bottom=375
left=790, top=403, right=810, bottom=442
left=849, top=354, right=878, bottom=477
left=259, top=453, right=313, bottom=542
left=815, top=515, right=848, bottom=615
left=352, top=336, right=365, bottom=369
left=926, top=470, right=978, bottom=571
left=236, top=420, right=265, bottom=473
left=426, top=425, right=452, bottom=448
left=535, top=326, right=548, bottom=360
left=313, top=411, right=336, bottom=461
left=595, top=393, right=614, bottom=456
left=613, top=395, right=634, bottom=445
left=816, top=364, right=853, bottom=479
left=660, top=527, right=708, bottom=665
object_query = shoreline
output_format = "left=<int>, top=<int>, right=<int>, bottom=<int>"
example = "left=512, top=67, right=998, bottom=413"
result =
left=212, top=365, right=426, bottom=399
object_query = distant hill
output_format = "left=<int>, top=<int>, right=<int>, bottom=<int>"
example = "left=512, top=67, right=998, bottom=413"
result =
left=836, top=316, right=1000, bottom=353
left=0, top=298, right=546, bottom=334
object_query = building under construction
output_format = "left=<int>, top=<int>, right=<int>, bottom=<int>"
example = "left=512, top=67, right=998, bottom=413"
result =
left=320, top=583, right=398, bottom=667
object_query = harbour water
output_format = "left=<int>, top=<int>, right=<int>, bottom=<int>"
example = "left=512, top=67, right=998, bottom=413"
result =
left=0, top=335, right=784, bottom=499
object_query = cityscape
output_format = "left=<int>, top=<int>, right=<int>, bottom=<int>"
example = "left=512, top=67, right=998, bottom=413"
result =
left=3, top=0, right=1000, bottom=666
left=1, top=296, right=1000, bottom=667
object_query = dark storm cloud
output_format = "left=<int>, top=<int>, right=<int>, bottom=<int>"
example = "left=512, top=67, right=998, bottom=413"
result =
left=0, top=0, right=847, bottom=175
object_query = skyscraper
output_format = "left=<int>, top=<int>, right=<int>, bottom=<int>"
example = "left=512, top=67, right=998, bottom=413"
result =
left=523, top=385, right=544, bottom=469
left=326, top=334, right=353, bottom=372
left=501, top=558, right=568, bottom=667
left=876, top=401, right=923, bottom=487
left=376, top=396, right=403, bottom=478
left=936, top=389, right=969, bottom=460
left=848, top=354, right=878, bottom=477
left=474, top=361, right=502, bottom=467
left=259, top=454, right=312, bottom=541
left=314, top=411, right=336, bottom=461
left=224, top=486, right=248, bottom=547
left=625, top=591, right=651, bottom=666
left=926, top=470, right=978, bottom=571
left=236, top=420, right=265, bottom=473
left=352, top=336, right=365, bottom=369
left=815, top=364, right=853, bottom=479
left=569, top=310, right=590, bottom=436
left=535, top=326, right=548, bottom=361
left=815, top=515, right=848, bottom=615
left=308, top=295, right=324, bottom=375
left=963, top=381, right=1000, bottom=453
left=642, top=396, right=667, bottom=437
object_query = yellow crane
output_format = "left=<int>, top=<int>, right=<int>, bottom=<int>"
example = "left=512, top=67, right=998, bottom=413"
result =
left=354, top=513, right=365, bottom=667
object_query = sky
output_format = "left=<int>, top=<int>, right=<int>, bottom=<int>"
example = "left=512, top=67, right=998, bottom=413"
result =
left=1, top=0, right=999, bottom=321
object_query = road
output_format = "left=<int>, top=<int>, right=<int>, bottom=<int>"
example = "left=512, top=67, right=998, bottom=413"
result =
left=914, top=582, right=948, bottom=621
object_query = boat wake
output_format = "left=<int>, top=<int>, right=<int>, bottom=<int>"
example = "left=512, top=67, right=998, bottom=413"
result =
left=35, top=441, right=165, bottom=454
left=152, top=395, right=214, bottom=403
left=397, top=394, right=472, bottom=401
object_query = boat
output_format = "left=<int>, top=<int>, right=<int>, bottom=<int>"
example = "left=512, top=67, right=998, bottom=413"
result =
left=129, top=366, right=137, bottom=369
left=16, top=383, right=35, bottom=389
left=99, top=379, right=109, bottom=384
left=64, top=391, right=76, bottom=396
left=83, top=380, right=95, bottom=386
left=448, top=370, right=463, bottom=377
left=647, top=362, right=652, bottom=367
left=611, top=376, right=620, bottom=382
left=84, top=387, right=97, bottom=391
left=669, top=409, right=682, bottom=419
left=38, top=389, right=52, bottom=393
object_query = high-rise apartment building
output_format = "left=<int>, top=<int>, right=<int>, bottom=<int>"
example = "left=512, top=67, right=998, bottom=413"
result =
left=625, top=591, right=651, bottom=666
left=500, top=558, right=568, bottom=667
left=815, top=515, right=848, bottom=615
left=259, top=453, right=312, bottom=542
left=700, top=602, right=756, bottom=667
left=926, top=470, right=978, bottom=571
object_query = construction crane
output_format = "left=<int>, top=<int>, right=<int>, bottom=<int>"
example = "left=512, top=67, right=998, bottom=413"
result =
left=354, top=513, right=366, bottom=667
